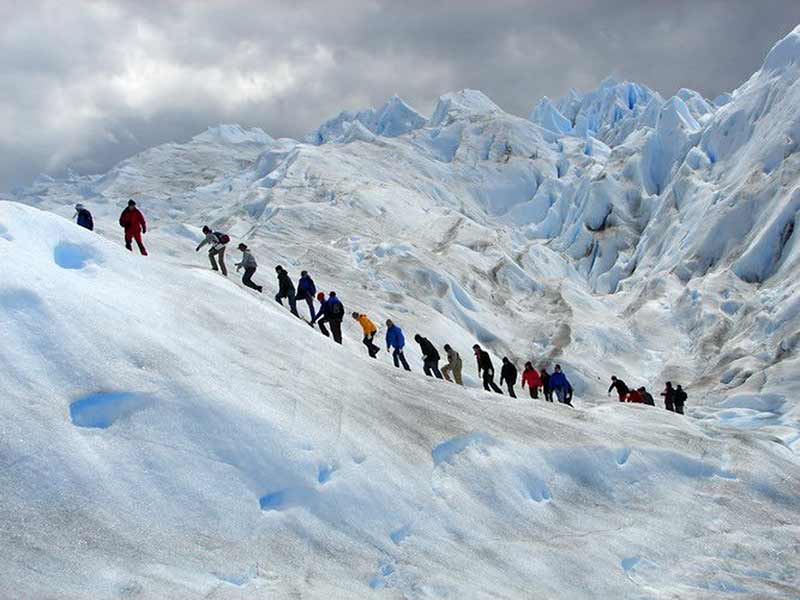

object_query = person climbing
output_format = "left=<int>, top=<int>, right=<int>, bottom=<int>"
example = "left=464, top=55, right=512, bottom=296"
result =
left=195, top=226, right=229, bottom=275
left=626, top=388, right=644, bottom=403
left=549, top=364, right=571, bottom=405
left=296, top=270, right=317, bottom=320
left=541, top=367, right=553, bottom=402
left=500, top=357, right=518, bottom=398
left=640, top=387, right=655, bottom=406
left=118, top=199, right=147, bottom=255
left=608, top=376, right=630, bottom=402
left=353, top=312, right=380, bottom=358
left=674, top=385, right=688, bottom=415
left=473, top=344, right=502, bottom=394
left=235, top=243, right=262, bottom=292
left=441, top=344, right=463, bottom=385
left=415, top=335, right=443, bottom=379
left=313, top=291, right=344, bottom=344
left=74, top=203, right=94, bottom=231
left=521, top=362, right=542, bottom=399
left=661, top=381, right=676, bottom=412
left=274, top=266, right=299, bottom=317
left=385, top=319, right=411, bottom=371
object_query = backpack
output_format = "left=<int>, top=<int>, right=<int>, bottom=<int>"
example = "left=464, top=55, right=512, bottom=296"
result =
left=329, top=299, right=344, bottom=319
left=214, top=232, right=230, bottom=245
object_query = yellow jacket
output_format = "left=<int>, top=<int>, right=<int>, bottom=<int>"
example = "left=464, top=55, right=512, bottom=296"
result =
left=356, top=314, right=377, bottom=335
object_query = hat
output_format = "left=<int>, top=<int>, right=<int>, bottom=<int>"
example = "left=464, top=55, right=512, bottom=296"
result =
left=351, top=312, right=359, bottom=318
left=472, top=344, right=480, bottom=350
left=75, top=203, right=84, bottom=210
left=317, top=292, right=325, bottom=301
left=127, top=199, right=136, bottom=206
left=202, top=225, right=211, bottom=233
left=238, top=243, right=248, bottom=250
left=329, top=291, right=337, bottom=297
left=301, top=270, right=308, bottom=276
left=386, top=319, right=393, bottom=326
left=275, top=265, right=283, bottom=272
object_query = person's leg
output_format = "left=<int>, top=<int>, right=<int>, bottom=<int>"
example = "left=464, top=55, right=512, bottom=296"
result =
left=331, top=320, right=342, bottom=344
left=441, top=364, right=452, bottom=381
left=454, top=363, right=463, bottom=385
left=508, top=384, right=516, bottom=398
left=555, top=388, right=566, bottom=403
left=432, top=361, right=443, bottom=379
left=482, top=372, right=491, bottom=391
left=533, top=386, right=539, bottom=399
left=489, top=374, right=503, bottom=394
left=675, top=404, right=684, bottom=415
left=218, top=247, right=227, bottom=276
left=367, top=333, right=379, bottom=356
left=288, top=291, right=299, bottom=316
left=133, top=231, right=147, bottom=255
left=362, top=336, right=373, bottom=356
left=242, top=267, right=261, bottom=292
left=528, top=386, right=535, bottom=399
left=392, top=349, right=401, bottom=368
left=423, top=360, right=433, bottom=377
left=317, top=317, right=330, bottom=337
left=275, top=292, right=283, bottom=305
left=398, top=350, right=410, bottom=371
left=124, top=231, right=133, bottom=251
left=304, top=296, right=315, bottom=320
left=208, top=249, right=219, bottom=271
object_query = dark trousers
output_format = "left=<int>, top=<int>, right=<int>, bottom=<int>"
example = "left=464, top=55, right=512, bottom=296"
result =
left=124, top=229, right=147, bottom=255
left=318, top=317, right=342, bottom=344
left=392, top=349, right=411, bottom=370
left=665, top=401, right=674, bottom=412
left=527, top=386, right=539, bottom=399
left=363, top=333, right=380, bottom=358
left=482, top=371, right=503, bottom=394
left=276, top=290, right=299, bottom=316
left=674, top=403, right=684, bottom=415
left=242, top=267, right=262, bottom=292
left=209, top=246, right=227, bottom=275
left=424, top=359, right=443, bottom=379
left=544, top=386, right=553, bottom=402
left=506, top=383, right=516, bottom=398
left=297, top=295, right=315, bottom=319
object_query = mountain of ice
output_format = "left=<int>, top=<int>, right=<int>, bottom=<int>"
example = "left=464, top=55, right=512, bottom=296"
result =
left=2, top=24, right=800, bottom=600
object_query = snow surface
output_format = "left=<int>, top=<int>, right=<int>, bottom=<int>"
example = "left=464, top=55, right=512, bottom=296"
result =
left=3, top=25, right=800, bottom=600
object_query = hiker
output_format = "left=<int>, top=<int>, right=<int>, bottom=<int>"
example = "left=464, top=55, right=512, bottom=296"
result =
left=500, top=357, right=518, bottom=398
left=274, top=266, right=299, bottom=317
left=353, top=312, right=380, bottom=358
left=195, top=226, right=229, bottom=275
left=385, top=319, right=411, bottom=371
left=661, top=382, right=676, bottom=412
left=521, top=362, right=542, bottom=399
left=549, top=364, right=571, bottom=405
left=541, top=367, right=553, bottom=402
left=674, top=385, right=687, bottom=415
left=74, top=203, right=94, bottom=231
left=235, top=243, right=262, bottom=292
left=312, top=291, right=344, bottom=344
left=626, top=388, right=644, bottom=403
left=441, top=344, right=463, bottom=385
left=296, top=270, right=317, bottom=320
left=473, top=344, right=502, bottom=394
left=641, top=387, right=655, bottom=406
left=118, top=199, right=147, bottom=255
left=415, top=335, right=443, bottom=379
left=608, top=376, right=629, bottom=402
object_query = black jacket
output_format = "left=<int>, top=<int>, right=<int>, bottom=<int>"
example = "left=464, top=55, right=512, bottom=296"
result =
left=277, top=270, right=295, bottom=295
left=500, top=362, right=518, bottom=385
left=608, top=379, right=629, bottom=395
left=417, top=337, right=440, bottom=361
left=475, top=349, right=494, bottom=373
left=674, top=389, right=688, bottom=405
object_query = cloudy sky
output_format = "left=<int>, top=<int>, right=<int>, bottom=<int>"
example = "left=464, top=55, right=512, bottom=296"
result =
left=2, top=0, right=799, bottom=191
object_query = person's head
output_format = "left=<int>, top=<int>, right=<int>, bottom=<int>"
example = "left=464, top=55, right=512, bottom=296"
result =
left=75, top=203, right=84, bottom=211
left=472, top=344, right=481, bottom=352
left=386, top=319, right=393, bottom=327
left=275, top=265, right=283, bottom=273
left=676, top=384, right=683, bottom=390
left=238, top=243, right=248, bottom=251
left=525, top=361, right=532, bottom=369
left=351, top=312, right=359, bottom=319
left=666, top=381, right=673, bottom=388
left=301, top=270, right=308, bottom=277
left=414, top=334, right=422, bottom=342
left=502, top=356, right=509, bottom=363
left=444, top=344, right=451, bottom=351
left=639, top=387, right=646, bottom=392
left=555, top=364, right=562, bottom=372
left=316, top=292, right=325, bottom=301
left=611, top=375, right=617, bottom=382
left=127, top=199, right=136, bottom=207
left=541, top=366, right=548, bottom=373
left=329, top=291, right=337, bottom=297
left=202, top=225, right=211, bottom=233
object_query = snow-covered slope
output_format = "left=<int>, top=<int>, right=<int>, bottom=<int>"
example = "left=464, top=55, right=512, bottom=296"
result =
left=1, top=201, right=799, bottom=598
left=3, top=24, right=800, bottom=599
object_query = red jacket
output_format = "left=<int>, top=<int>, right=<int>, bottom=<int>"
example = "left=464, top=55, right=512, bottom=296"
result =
left=626, top=390, right=644, bottom=403
left=119, top=207, right=146, bottom=233
left=521, top=367, right=542, bottom=388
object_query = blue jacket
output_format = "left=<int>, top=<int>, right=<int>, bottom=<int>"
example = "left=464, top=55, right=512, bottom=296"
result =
left=297, top=275, right=316, bottom=299
left=549, top=371, right=569, bottom=389
left=76, top=209, right=94, bottom=231
left=385, top=324, right=405, bottom=350
left=313, top=296, right=343, bottom=322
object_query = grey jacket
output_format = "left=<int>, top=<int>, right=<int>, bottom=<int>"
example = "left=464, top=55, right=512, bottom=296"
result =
left=445, top=348, right=462, bottom=368
left=236, top=250, right=257, bottom=270
left=197, top=232, right=225, bottom=251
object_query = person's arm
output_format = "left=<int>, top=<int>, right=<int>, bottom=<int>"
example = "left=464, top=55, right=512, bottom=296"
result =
left=139, top=211, right=147, bottom=234
left=608, top=382, right=614, bottom=394
left=196, top=236, right=209, bottom=252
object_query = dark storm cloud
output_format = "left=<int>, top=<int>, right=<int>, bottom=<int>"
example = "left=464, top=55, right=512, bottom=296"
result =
left=2, top=0, right=799, bottom=190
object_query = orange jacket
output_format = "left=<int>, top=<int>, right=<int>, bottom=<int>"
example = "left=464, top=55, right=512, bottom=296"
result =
left=356, top=314, right=377, bottom=335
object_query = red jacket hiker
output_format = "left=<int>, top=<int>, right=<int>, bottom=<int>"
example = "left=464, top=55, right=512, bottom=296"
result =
left=521, top=367, right=542, bottom=388
left=119, top=200, right=148, bottom=255
left=626, top=389, right=644, bottom=403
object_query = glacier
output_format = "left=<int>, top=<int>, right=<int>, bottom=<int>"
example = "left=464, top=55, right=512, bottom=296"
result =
left=2, top=24, right=800, bottom=600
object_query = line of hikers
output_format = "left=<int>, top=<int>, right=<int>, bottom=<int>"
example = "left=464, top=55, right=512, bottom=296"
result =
left=608, top=375, right=688, bottom=413
left=73, top=202, right=688, bottom=412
